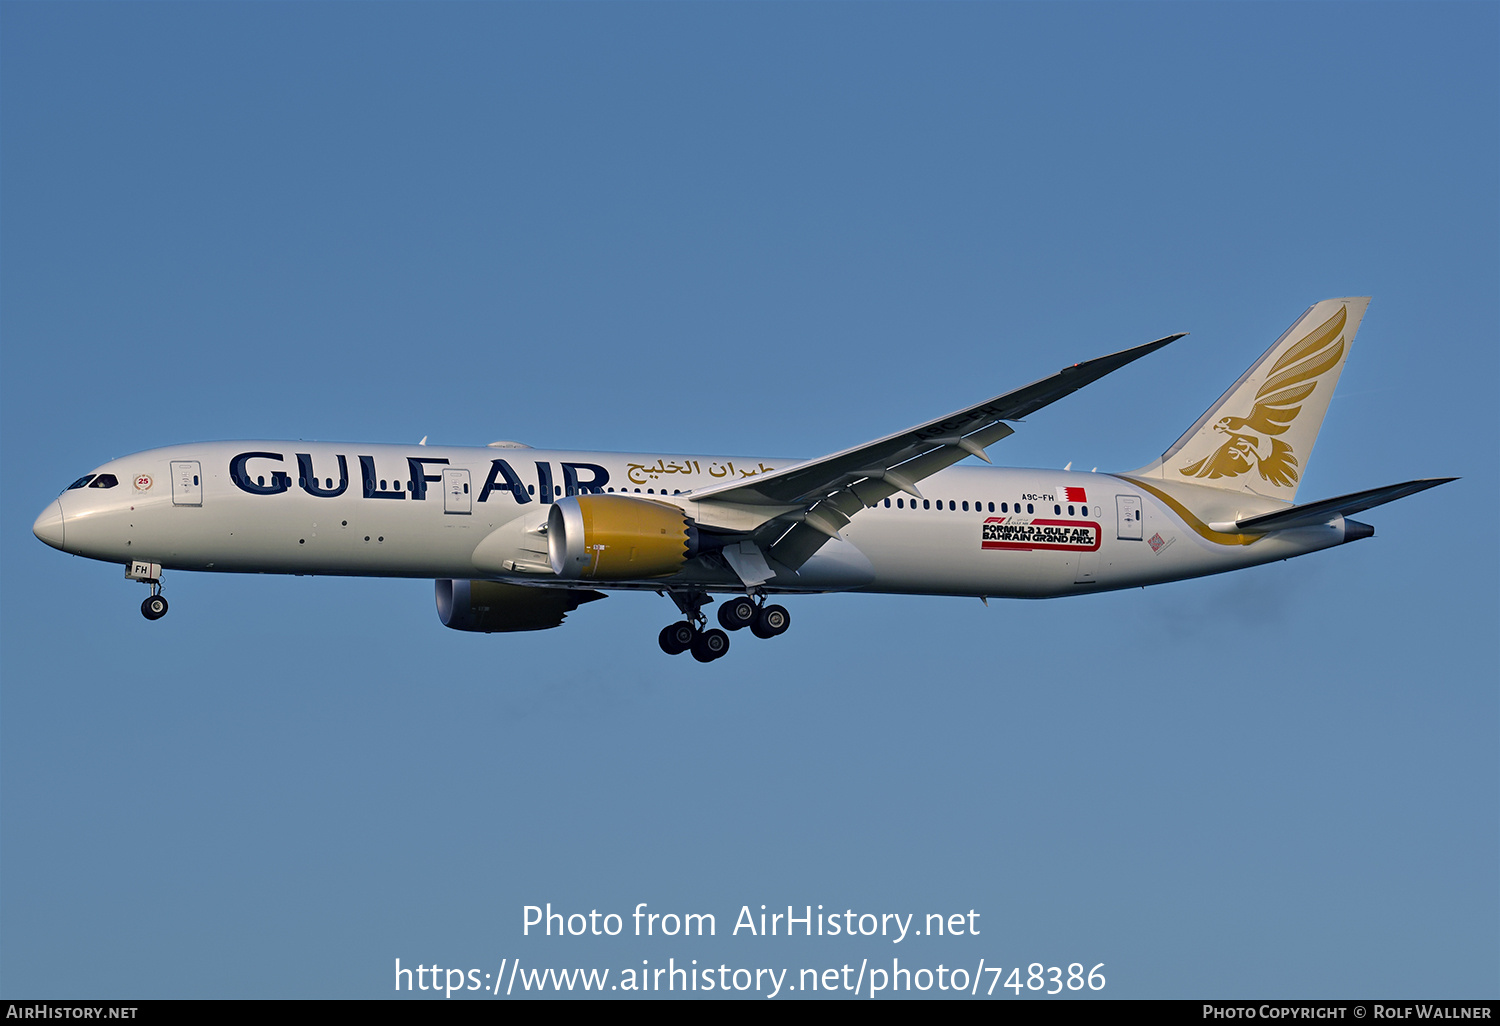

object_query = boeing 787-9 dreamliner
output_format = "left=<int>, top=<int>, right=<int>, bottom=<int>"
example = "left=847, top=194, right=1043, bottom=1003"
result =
left=34, top=298, right=1452, bottom=662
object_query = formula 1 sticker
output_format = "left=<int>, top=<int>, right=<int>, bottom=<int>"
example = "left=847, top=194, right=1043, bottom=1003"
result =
left=981, top=517, right=1101, bottom=552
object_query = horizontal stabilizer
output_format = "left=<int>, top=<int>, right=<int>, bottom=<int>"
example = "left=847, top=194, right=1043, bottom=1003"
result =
left=1223, top=477, right=1456, bottom=535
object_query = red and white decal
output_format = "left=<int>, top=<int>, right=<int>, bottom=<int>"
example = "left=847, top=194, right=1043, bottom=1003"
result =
left=1063, top=486, right=1087, bottom=503
left=981, top=517, right=1101, bottom=552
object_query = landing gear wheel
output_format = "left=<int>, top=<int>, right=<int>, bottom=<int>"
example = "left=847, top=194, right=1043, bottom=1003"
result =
left=750, top=603, right=790, bottom=639
left=691, top=628, right=730, bottom=662
left=141, top=595, right=169, bottom=621
left=717, top=597, right=757, bottom=631
left=659, top=621, right=695, bottom=655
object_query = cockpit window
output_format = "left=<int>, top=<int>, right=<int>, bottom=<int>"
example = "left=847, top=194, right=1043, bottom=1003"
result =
left=66, top=475, right=96, bottom=490
left=88, top=473, right=119, bottom=489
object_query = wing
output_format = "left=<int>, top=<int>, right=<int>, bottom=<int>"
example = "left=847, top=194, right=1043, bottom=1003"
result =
left=689, top=332, right=1184, bottom=569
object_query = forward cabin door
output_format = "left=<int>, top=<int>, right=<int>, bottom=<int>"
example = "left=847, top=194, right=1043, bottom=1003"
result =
left=170, top=461, right=202, bottom=506
left=443, top=469, right=472, bottom=515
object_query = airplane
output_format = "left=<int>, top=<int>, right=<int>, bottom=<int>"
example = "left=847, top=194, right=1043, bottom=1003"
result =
left=33, top=298, right=1453, bottom=663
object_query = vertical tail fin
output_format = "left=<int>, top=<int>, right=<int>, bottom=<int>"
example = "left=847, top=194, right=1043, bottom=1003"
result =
left=1130, top=298, right=1369, bottom=503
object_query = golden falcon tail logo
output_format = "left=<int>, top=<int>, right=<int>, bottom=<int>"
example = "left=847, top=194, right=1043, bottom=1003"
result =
left=1179, top=305, right=1346, bottom=486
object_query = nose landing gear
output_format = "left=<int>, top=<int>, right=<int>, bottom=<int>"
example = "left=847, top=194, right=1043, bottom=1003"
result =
left=127, top=561, right=168, bottom=620
left=141, top=591, right=169, bottom=621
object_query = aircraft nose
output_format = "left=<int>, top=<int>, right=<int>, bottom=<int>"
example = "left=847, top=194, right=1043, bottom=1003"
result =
left=33, top=500, right=65, bottom=551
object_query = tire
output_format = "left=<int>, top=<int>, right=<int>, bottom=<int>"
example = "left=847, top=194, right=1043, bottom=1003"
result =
left=659, top=621, right=695, bottom=655
left=717, top=597, right=757, bottom=631
left=691, top=628, right=729, bottom=662
left=751, top=603, right=789, bottom=639
left=141, top=595, right=169, bottom=621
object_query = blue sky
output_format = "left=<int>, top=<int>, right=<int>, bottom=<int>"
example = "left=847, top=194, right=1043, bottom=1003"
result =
left=2, top=3, right=1495, bottom=999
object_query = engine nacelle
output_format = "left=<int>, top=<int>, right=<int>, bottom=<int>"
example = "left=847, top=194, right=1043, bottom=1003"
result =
left=547, top=495, right=698, bottom=580
left=435, top=579, right=604, bottom=633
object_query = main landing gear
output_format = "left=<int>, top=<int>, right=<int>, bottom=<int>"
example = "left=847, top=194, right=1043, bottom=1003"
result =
left=127, top=561, right=168, bottom=620
left=657, top=590, right=790, bottom=662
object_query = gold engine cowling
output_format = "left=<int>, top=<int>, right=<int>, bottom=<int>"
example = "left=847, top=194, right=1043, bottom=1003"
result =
left=547, top=495, right=698, bottom=580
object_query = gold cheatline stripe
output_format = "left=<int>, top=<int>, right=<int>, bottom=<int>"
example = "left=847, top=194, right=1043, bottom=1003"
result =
left=1110, top=475, right=1259, bottom=547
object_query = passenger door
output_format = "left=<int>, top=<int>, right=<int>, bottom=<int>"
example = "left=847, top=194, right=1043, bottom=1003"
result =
left=170, top=461, right=202, bottom=506
left=1116, top=495, right=1142, bottom=540
left=443, top=469, right=472, bottom=515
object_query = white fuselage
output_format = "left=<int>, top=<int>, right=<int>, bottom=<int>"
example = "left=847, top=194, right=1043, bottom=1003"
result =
left=35, top=441, right=1349, bottom=599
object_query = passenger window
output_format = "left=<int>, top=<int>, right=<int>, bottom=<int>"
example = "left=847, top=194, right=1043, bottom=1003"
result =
left=1068, top=505, right=1075, bottom=515
left=922, top=500, right=930, bottom=510
left=949, top=501, right=956, bottom=511
left=1054, top=504, right=1061, bottom=515
left=884, top=498, right=891, bottom=508
left=67, top=475, right=95, bottom=490
left=1001, top=503, right=1008, bottom=512
left=897, top=498, right=904, bottom=508
left=988, top=502, right=995, bottom=512
left=1027, top=503, right=1034, bottom=513
left=962, top=501, right=969, bottom=511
